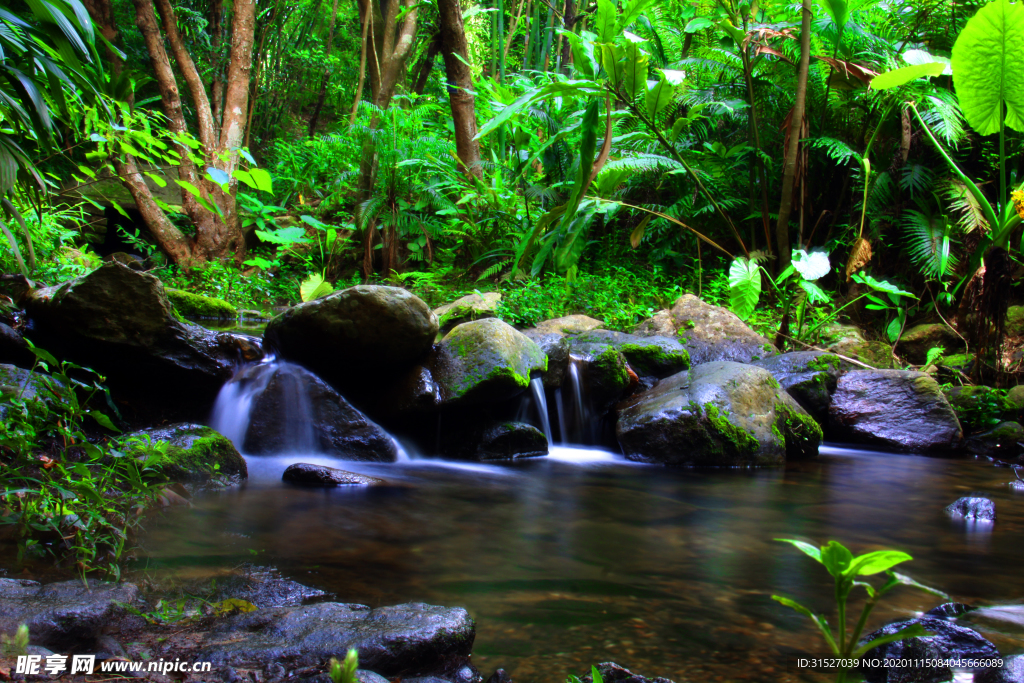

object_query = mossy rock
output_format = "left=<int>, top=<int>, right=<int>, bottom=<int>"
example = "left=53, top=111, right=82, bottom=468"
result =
left=522, top=331, right=570, bottom=389
left=943, top=385, right=1010, bottom=434
left=569, top=330, right=690, bottom=378
left=125, top=423, right=246, bottom=487
left=433, top=318, right=547, bottom=405
left=615, top=361, right=821, bottom=467
left=165, top=288, right=238, bottom=320
left=965, top=421, right=1024, bottom=459
left=837, top=340, right=895, bottom=369
left=433, top=292, right=501, bottom=333
left=899, top=323, right=964, bottom=364
left=1006, top=306, right=1024, bottom=338
left=584, top=346, right=632, bottom=408
left=529, top=315, right=605, bottom=337
left=460, top=421, right=549, bottom=461
left=753, top=351, right=841, bottom=424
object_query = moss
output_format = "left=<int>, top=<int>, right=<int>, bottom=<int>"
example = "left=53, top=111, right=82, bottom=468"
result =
left=165, top=288, right=238, bottom=319
left=439, top=318, right=547, bottom=402
left=944, top=385, right=1009, bottom=432
left=619, top=342, right=690, bottom=375
left=806, top=353, right=841, bottom=373
left=591, top=346, right=630, bottom=390
left=126, top=424, right=246, bottom=485
left=776, top=401, right=823, bottom=459
left=762, top=342, right=775, bottom=353
left=701, top=402, right=760, bottom=456
left=764, top=375, right=781, bottom=390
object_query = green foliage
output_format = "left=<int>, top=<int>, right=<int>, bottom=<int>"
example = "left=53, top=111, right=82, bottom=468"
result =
left=1, top=624, right=29, bottom=657
left=328, top=649, right=359, bottom=683
left=774, top=539, right=947, bottom=683
left=728, top=256, right=761, bottom=321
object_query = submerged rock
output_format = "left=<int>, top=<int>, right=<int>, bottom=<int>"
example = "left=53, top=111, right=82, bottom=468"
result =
left=925, top=602, right=973, bottom=619
left=264, top=285, right=438, bottom=387
left=569, top=330, right=690, bottom=378
left=945, top=496, right=996, bottom=521
left=0, top=579, right=139, bottom=650
left=283, top=463, right=387, bottom=487
left=206, top=565, right=329, bottom=609
left=433, top=318, right=547, bottom=405
left=753, top=351, right=842, bottom=423
left=579, top=662, right=677, bottom=683
left=242, top=363, right=398, bottom=461
left=634, top=294, right=777, bottom=364
left=859, top=616, right=999, bottom=683
left=966, top=421, right=1024, bottom=458
left=200, top=602, right=475, bottom=675
left=529, top=314, right=604, bottom=336
left=434, top=292, right=501, bottom=332
left=22, top=262, right=238, bottom=404
left=829, top=370, right=962, bottom=452
left=615, top=361, right=822, bottom=467
left=125, top=423, right=246, bottom=486
left=477, top=422, right=548, bottom=461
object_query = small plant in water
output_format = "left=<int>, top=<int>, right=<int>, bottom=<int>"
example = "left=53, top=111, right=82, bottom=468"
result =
left=328, top=649, right=358, bottom=683
left=566, top=665, right=604, bottom=683
left=1, top=624, right=29, bottom=657
left=773, top=539, right=947, bottom=683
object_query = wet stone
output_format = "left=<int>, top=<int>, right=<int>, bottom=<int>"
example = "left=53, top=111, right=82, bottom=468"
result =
left=945, top=496, right=996, bottom=521
left=283, top=463, right=388, bottom=487
left=860, top=617, right=999, bottom=683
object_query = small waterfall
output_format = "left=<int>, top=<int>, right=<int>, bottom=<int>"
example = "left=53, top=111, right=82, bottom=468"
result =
left=530, top=377, right=553, bottom=445
left=554, top=388, right=567, bottom=445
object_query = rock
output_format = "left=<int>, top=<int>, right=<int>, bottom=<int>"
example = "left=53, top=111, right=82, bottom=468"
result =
left=966, top=422, right=1024, bottom=458
left=165, top=288, right=238, bottom=319
left=208, top=566, right=328, bottom=609
left=0, top=579, right=139, bottom=650
left=0, top=363, right=60, bottom=407
left=1006, top=385, right=1024, bottom=416
left=216, top=331, right=264, bottom=363
left=434, top=292, right=501, bottom=332
left=22, top=262, right=236, bottom=403
left=634, top=295, right=777, bottom=364
left=200, top=602, right=475, bottom=675
left=829, top=370, right=962, bottom=452
left=357, top=672, right=392, bottom=683
left=0, top=322, right=33, bottom=366
left=579, top=346, right=632, bottom=408
left=579, top=662, right=677, bottom=683
left=433, top=318, right=546, bottom=405
left=1006, top=306, right=1024, bottom=337
left=522, top=331, right=570, bottom=389
left=264, top=286, right=438, bottom=387
left=899, top=323, right=965, bottom=364
left=105, top=251, right=145, bottom=269
left=945, top=386, right=1010, bottom=433
left=242, top=362, right=398, bottom=461
left=615, top=361, right=822, bottom=466
left=486, top=669, right=513, bottom=683
left=925, top=602, right=973, bottom=619
left=283, top=463, right=387, bottom=487
left=945, top=496, right=996, bottom=521
left=529, top=315, right=605, bottom=336
left=975, top=654, right=1024, bottom=683
left=835, top=339, right=895, bottom=369
left=471, top=422, right=548, bottom=461
left=568, top=330, right=690, bottom=378
left=859, top=616, right=999, bottom=683
left=124, top=423, right=246, bottom=486
left=752, top=351, right=842, bottom=423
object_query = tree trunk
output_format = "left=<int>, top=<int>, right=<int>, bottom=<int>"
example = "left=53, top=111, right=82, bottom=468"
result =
left=774, top=0, right=812, bottom=271
left=210, top=0, right=225, bottom=135
left=560, top=0, right=575, bottom=72
left=437, top=0, right=483, bottom=178
left=113, top=157, right=195, bottom=268
left=308, top=0, right=342, bottom=137
left=412, top=33, right=441, bottom=95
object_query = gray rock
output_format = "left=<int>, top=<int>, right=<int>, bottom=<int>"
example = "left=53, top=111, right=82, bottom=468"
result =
left=946, top=496, right=996, bottom=521
left=615, top=361, right=822, bottom=467
left=474, top=422, right=548, bottom=461
left=124, top=423, right=246, bottom=486
left=967, top=422, right=1024, bottom=459
left=568, top=330, right=690, bottom=379
left=753, top=351, right=842, bottom=423
left=860, top=616, right=999, bottom=683
left=486, top=669, right=513, bottom=683
left=633, top=294, right=777, bottom=364
left=283, top=463, right=387, bottom=487
left=209, top=566, right=328, bottom=609
left=356, top=672, right=392, bottom=683
left=433, top=318, right=547, bottom=406
left=241, top=362, right=397, bottom=461
left=0, top=322, right=33, bottom=366
left=899, top=323, right=965, bottom=364
left=829, top=370, right=963, bottom=452
left=22, top=262, right=237, bottom=402
left=264, top=285, right=438, bottom=388
left=528, top=315, right=604, bottom=336
left=925, top=602, right=973, bottom=619
left=200, top=602, right=475, bottom=675
left=522, top=332, right=570, bottom=389
left=975, top=655, right=1024, bottom=683
left=434, top=292, right=501, bottom=332
left=0, top=579, right=139, bottom=650
left=0, top=364, right=62, bottom=423
left=579, top=662, right=677, bottom=683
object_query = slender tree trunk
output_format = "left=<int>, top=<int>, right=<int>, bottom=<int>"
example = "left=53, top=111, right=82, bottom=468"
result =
left=348, top=2, right=372, bottom=123
left=412, top=33, right=441, bottom=95
left=113, top=157, right=195, bottom=267
left=82, top=0, right=121, bottom=74
left=438, top=0, right=483, bottom=178
left=308, top=0, right=342, bottom=136
left=560, top=0, right=575, bottom=72
left=774, top=0, right=812, bottom=270
left=210, top=0, right=225, bottom=135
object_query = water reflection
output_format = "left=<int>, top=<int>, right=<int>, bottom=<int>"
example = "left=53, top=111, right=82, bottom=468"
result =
left=133, top=446, right=1024, bottom=682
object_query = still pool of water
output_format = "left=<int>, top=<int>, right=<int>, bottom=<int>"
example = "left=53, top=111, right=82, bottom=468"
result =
left=134, top=446, right=1024, bottom=682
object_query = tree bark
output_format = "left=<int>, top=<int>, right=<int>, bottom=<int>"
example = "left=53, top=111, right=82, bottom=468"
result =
left=437, top=0, right=483, bottom=178
left=210, top=0, right=225, bottom=133
left=308, top=0, right=342, bottom=137
left=81, top=0, right=121, bottom=73
left=112, top=156, right=195, bottom=268
left=560, top=0, right=576, bottom=72
left=412, top=33, right=441, bottom=96
left=774, top=0, right=812, bottom=270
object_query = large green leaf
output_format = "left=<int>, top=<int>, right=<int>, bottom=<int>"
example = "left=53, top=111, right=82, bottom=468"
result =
left=844, top=550, right=913, bottom=576
left=645, top=72, right=675, bottom=119
left=869, top=62, right=947, bottom=90
left=728, top=257, right=761, bottom=321
left=951, top=0, right=1024, bottom=135
left=595, top=0, right=617, bottom=44
left=622, top=43, right=648, bottom=100
left=816, top=0, right=849, bottom=34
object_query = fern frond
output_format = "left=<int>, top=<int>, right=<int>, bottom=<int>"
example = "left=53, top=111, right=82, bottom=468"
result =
left=904, top=209, right=958, bottom=278
left=942, top=178, right=990, bottom=233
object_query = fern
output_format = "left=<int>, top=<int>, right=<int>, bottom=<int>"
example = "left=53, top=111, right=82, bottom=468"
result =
left=900, top=163, right=934, bottom=198
left=477, top=258, right=511, bottom=281
left=942, top=178, right=989, bottom=233
left=806, top=137, right=860, bottom=165
left=904, top=209, right=958, bottom=279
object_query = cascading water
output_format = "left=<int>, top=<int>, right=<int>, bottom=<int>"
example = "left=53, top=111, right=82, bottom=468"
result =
left=529, top=377, right=553, bottom=445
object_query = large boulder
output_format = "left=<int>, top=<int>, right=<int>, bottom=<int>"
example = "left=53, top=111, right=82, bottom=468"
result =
left=199, top=602, right=475, bottom=676
left=633, top=294, right=777, bottom=364
left=433, top=318, right=546, bottom=405
left=829, top=370, right=962, bottom=452
left=899, top=323, right=965, bottom=364
left=240, top=362, right=398, bottom=461
left=0, top=322, right=33, bottom=367
left=434, top=292, right=501, bottom=332
left=975, top=654, right=1024, bottom=683
left=22, top=262, right=241, bottom=404
left=264, top=286, right=438, bottom=387
left=522, top=331, right=570, bottom=389
left=125, top=423, right=247, bottom=486
left=859, top=616, right=999, bottom=683
left=0, top=579, right=139, bottom=650
left=753, top=351, right=842, bottom=423
left=616, top=361, right=822, bottom=466
left=568, top=330, right=690, bottom=378
left=528, top=315, right=604, bottom=337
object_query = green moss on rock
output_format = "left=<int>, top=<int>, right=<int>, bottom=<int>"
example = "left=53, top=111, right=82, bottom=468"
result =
left=943, top=385, right=1009, bottom=433
left=165, top=288, right=238, bottom=319
left=702, top=402, right=760, bottom=456
left=619, top=342, right=690, bottom=377
left=125, top=423, right=246, bottom=486
left=436, top=318, right=547, bottom=404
